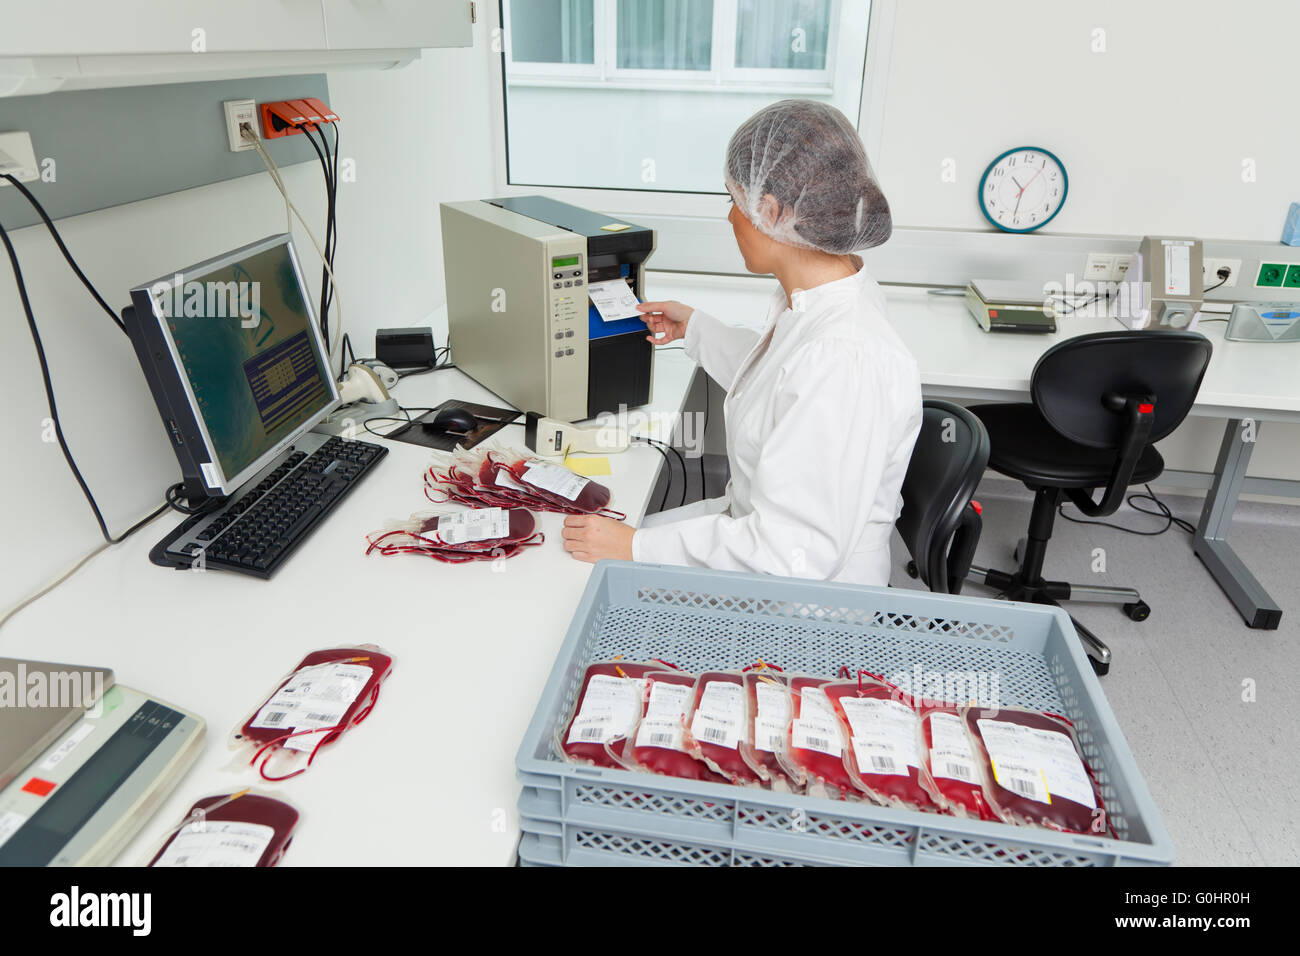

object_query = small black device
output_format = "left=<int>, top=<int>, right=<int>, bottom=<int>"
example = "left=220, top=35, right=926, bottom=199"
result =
left=425, top=407, right=479, bottom=434
left=376, top=327, right=437, bottom=369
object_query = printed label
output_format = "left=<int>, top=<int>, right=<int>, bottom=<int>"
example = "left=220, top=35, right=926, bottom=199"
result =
left=839, top=697, right=919, bottom=778
left=435, top=508, right=510, bottom=544
left=977, top=718, right=1096, bottom=808
left=753, top=680, right=790, bottom=753
left=251, top=661, right=371, bottom=753
left=566, top=674, right=645, bottom=745
left=153, top=821, right=275, bottom=867
left=927, top=712, right=979, bottom=783
left=635, top=680, right=692, bottom=750
left=792, top=686, right=840, bottom=757
left=521, top=461, right=589, bottom=501
left=690, top=680, right=744, bottom=750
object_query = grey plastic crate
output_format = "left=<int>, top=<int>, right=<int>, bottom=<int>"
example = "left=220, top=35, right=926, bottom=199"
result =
left=516, top=562, right=1174, bottom=866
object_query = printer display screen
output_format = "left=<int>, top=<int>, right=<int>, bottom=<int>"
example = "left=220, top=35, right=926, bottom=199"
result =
left=552, top=255, right=580, bottom=268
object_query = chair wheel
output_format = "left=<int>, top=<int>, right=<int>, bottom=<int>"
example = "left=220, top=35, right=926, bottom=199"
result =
left=1089, top=655, right=1110, bottom=676
left=1123, top=600, right=1150, bottom=622
left=905, top=560, right=919, bottom=579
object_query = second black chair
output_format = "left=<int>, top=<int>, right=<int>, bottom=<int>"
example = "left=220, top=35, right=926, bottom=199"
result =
left=967, top=330, right=1212, bottom=675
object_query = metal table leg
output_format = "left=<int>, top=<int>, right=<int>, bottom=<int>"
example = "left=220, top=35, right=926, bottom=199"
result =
left=1193, top=419, right=1282, bottom=629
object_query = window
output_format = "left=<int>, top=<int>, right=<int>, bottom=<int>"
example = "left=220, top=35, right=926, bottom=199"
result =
left=500, top=0, right=870, bottom=194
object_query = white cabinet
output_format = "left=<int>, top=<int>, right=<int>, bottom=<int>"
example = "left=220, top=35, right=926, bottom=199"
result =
left=0, top=0, right=473, bottom=96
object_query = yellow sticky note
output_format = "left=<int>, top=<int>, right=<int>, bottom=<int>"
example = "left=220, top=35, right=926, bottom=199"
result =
left=600, top=222, right=631, bottom=232
left=563, top=455, right=611, bottom=476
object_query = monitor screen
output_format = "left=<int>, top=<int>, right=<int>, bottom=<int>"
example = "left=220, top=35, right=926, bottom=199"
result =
left=143, top=237, right=336, bottom=492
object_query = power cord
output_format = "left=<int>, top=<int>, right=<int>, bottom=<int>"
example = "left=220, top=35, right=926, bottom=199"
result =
left=635, top=436, right=687, bottom=512
left=1057, top=483, right=1196, bottom=536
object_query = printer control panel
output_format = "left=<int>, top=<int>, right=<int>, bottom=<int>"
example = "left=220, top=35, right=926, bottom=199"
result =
left=548, top=252, right=586, bottom=359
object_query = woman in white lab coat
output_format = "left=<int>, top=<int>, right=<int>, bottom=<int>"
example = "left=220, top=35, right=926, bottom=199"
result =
left=562, top=100, right=922, bottom=587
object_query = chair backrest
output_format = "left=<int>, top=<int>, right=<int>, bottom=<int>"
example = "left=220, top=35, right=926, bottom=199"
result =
left=1031, top=331, right=1212, bottom=449
left=896, top=400, right=990, bottom=595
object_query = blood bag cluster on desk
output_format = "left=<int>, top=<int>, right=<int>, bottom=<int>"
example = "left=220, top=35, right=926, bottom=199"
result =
left=366, top=506, right=543, bottom=564
left=425, top=444, right=622, bottom=518
left=555, top=658, right=1112, bottom=837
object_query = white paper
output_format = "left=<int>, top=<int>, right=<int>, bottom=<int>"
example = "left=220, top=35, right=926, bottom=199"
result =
left=635, top=680, right=692, bottom=750
left=566, top=675, right=645, bottom=745
left=690, top=680, right=745, bottom=751
left=153, top=821, right=275, bottom=867
left=494, top=469, right=530, bottom=492
left=753, top=680, right=790, bottom=753
left=839, top=696, right=920, bottom=778
left=791, top=685, right=841, bottom=757
left=977, top=718, right=1097, bottom=808
left=435, top=508, right=510, bottom=544
left=588, top=278, right=642, bottom=322
left=927, top=712, right=978, bottom=784
left=521, top=461, right=589, bottom=501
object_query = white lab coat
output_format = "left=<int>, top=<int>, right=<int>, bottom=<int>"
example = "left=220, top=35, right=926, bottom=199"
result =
left=632, top=267, right=922, bottom=586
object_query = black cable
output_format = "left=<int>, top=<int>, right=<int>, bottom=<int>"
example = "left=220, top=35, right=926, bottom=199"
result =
left=638, top=436, right=687, bottom=510
left=0, top=217, right=164, bottom=543
left=1, top=172, right=126, bottom=334
left=698, top=379, right=709, bottom=499
left=635, top=438, right=674, bottom=513
left=300, top=124, right=335, bottom=355
left=1057, top=483, right=1196, bottom=537
left=324, top=123, right=340, bottom=324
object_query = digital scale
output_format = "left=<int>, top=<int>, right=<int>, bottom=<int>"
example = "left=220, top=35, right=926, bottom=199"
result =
left=1226, top=302, right=1300, bottom=342
left=0, top=659, right=204, bottom=866
left=965, top=279, right=1058, bottom=333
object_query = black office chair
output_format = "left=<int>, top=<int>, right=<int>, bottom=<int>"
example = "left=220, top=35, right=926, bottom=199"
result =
left=896, top=400, right=990, bottom=595
left=966, top=330, right=1212, bottom=675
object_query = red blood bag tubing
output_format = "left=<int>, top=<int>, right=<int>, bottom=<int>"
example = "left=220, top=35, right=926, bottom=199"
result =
left=231, top=645, right=393, bottom=781
left=148, top=790, right=299, bottom=867
left=962, top=705, right=1110, bottom=835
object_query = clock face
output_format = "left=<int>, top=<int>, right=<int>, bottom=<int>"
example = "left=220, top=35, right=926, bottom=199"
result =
left=979, top=147, right=1068, bottom=233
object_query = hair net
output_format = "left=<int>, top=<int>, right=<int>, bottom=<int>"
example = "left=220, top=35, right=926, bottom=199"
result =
left=725, top=99, right=891, bottom=255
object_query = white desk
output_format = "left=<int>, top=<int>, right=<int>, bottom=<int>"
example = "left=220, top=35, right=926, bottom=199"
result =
left=1, top=342, right=700, bottom=867
left=3, top=272, right=1294, bottom=867
left=653, top=273, right=1296, bottom=630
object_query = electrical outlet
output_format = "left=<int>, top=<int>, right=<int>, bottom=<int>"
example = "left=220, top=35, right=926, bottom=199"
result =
left=223, top=99, right=257, bottom=152
left=1202, top=257, right=1241, bottom=289
left=1113, top=254, right=1133, bottom=280
left=1084, top=253, right=1115, bottom=280
left=1256, top=262, right=1289, bottom=288
left=0, top=131, right=39, bottom=184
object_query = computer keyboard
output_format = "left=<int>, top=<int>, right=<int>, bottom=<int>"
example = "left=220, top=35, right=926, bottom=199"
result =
left=156, top=436, right=387, bottom=578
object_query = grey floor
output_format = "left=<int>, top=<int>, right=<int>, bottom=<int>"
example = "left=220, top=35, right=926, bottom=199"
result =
left=889, top=479, right=1300, bottom=867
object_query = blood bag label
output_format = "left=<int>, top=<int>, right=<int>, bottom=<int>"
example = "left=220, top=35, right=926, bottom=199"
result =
left=839, top=697, right=919, bottom=778
left=753, top=680, right=790, bottom=753
left=977, top=718, right=1096, bottom=809
left=635, top=681, right=692, bottom=750
left=251, top=661, right=371, bottom=752
left=495, top=469, right=530, bottom=492
left=927, top=712, right=978, bottom=783
left=153, top=821, right=275, bottom=868
left=435, top=508, right=509, bottom=544
left=567, top=675, right=645, bottom=745
left=521, top=461, right=589, bottom=501
left=792, top=686, right=841, bottom=757
left=690, top=681, right=744, bottom=750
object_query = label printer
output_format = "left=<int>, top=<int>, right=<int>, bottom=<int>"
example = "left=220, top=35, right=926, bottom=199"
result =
left=440, top=196, right=656, bottom=422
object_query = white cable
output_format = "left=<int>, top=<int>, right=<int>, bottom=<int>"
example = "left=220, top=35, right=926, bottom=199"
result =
left=0, top=507, right=169, bottom=634
left=240, top=124, right=343, bottom=369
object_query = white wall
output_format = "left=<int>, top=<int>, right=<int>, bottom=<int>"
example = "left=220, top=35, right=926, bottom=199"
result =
left=0, top=25, right=496, bottom=611
left=875, top=0, right=1299, bottom=241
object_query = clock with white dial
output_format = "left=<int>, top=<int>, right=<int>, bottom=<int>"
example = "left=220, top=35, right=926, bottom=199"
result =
left=978, top=147, right=1068, bottom=233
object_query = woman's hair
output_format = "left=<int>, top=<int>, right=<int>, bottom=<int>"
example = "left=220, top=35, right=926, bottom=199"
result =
left=725, top=99, right=891, bottom=255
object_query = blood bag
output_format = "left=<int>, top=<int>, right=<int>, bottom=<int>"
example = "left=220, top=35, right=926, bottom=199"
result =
left=962, top=705, right=1109, bottom=834
left=365, top=506, right=542, bottom=564
left=824, top=677, right=938, bottom=812
left=505, top=456, right=616, bottom=516
left=687, top=671, right=762, bottom=786
left=557, top=660, right=665, bottom=768
left=625, top=670, right=728, bottom=783
left=426, top=445, right=623, bottom=518
left=785, top=676, right=857, bottom=800
left=149, top=792, right=298, bottom=867
left=234, top=645, right=393, bottom=781
left=740, top=667, right=800, bottom=791
left=919, top=705, right=995, bottom=821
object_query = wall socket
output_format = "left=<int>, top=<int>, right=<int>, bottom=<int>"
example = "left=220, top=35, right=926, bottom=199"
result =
left=222, top=99, right=258, bottom=152
left=1203, top=257, right=1241, bottom=288
left=1084, top=251, right=1132, bottom=281
left=0, top=130, right=39, bottom=183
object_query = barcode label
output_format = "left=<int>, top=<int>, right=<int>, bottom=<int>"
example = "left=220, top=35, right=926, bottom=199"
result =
left=870, top=755, right=896, bottom=773
left=690, top=680, right=745, bottom=751
left=978, top=718, right=1096, bottom=809
left=565, top=674, right=645, bottom=746
left=928, top=712, right=980, bottom=784
left=841, top=697, right=919, bottom=779
left=701, top=726, right=729, bottom=743
left=943, top=761, right=972, bottom=781
left=648, top=733, right=676, bottom=747
left=791, top=716, right=840, bottom=757
left=263, top=711, right=288, bottom=725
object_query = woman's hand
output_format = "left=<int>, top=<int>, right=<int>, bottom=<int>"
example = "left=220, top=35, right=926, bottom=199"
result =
left=562, top=515, right=635, bottom=563
left=637, top=300, right=694, bottom=345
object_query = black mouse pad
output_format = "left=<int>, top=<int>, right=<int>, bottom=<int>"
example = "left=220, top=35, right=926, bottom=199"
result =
left=384, top=400, right=522, bottom=452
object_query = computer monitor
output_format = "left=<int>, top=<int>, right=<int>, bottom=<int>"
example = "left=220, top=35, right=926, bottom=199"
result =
left=124, top=234, right=339, bottom=500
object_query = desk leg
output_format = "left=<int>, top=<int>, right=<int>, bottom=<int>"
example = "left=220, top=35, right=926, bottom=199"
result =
left=1193, top=419, right=1282, bottom=629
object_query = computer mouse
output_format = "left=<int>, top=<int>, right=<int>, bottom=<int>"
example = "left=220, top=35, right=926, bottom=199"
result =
left=425, top=407, right=478, bottom=434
